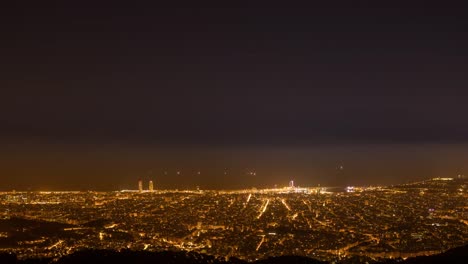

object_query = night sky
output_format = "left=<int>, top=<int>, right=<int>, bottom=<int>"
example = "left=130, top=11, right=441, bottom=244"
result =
left=1, top=3, right=468, bottom=190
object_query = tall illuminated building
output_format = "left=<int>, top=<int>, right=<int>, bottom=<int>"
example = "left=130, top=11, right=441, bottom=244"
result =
left=138, top=179, right=143, bottom=192
left=149, top=180, right=154, bottom=192
left=289, top=180, right=294, bottom=188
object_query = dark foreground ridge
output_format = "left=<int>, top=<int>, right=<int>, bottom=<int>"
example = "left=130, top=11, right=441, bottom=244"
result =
left=0, top=245, right=466, bottom=264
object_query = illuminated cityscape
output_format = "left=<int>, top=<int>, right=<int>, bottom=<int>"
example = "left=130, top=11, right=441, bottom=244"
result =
left=0, top=177, right=466, bottom=263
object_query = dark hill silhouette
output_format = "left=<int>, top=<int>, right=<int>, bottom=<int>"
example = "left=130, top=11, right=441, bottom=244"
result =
left=0, top=252, right=16, bottom=264
left=57, top=250, right=224, bottom=264
left=380, top=244, right=468, bottom=264
left=254, top=255, right=326, bottom=264
left=0, top=244, right=465, bottom=264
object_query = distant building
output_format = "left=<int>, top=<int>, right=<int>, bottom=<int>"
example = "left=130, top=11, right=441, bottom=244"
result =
left=138, top=179, right=143, bottom=192
left=289, top=180, right=294, bottom=188
left=149, top=180, right=154, bottom=192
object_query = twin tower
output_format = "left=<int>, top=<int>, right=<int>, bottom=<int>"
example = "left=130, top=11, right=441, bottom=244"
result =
left=138, top=179, right=154, bottom=192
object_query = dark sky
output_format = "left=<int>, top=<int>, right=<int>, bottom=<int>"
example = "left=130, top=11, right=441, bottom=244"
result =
left=1, top=3, right=468, bottom=190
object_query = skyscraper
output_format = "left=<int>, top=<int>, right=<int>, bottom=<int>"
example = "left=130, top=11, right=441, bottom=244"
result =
left=149, top=180, right=154, bottom=192
left=138, top=179, right=143, bottom=192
